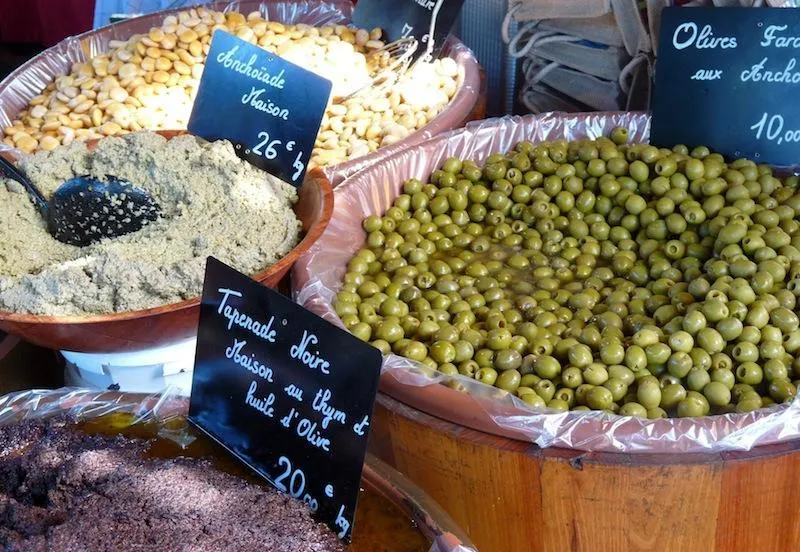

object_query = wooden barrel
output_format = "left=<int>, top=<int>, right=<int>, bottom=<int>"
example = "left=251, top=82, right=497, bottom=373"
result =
left=369, top=393, right=800, bottom=552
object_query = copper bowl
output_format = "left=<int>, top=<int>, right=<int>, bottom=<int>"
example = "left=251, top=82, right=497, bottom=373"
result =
left=0, top=131, right=333, bottom=352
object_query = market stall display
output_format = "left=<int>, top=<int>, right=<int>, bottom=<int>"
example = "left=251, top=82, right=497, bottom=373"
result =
left=0, top=388, right=476, bottom=552
left=0, top=130, right=333, bottom=351
left=293, top=112, right=800, bottom=452
left=0, top=1, right=484, bottom=186
left=2, top=0, right=800, bottom=550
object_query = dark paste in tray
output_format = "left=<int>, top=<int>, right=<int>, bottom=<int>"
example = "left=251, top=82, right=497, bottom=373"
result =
left=0, top=415, right=343, bottom=551
left=0, top=414, right=430, bottom=552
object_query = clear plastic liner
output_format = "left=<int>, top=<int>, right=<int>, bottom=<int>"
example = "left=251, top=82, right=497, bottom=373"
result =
left=0, top=0, right=482, bottom=187
left=292, top=111, right=800, bottom=454
left=0, top=387, right=192, bottom=441
left=0, top=387, right=476, bottom=552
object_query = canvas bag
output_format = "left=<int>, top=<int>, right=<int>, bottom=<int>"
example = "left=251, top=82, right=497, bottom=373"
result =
left=508, top=0, right=650, bottom=56
left=536, top=39, right=627, bottom=81
left=539, top=13, right=626, bottom=48
left=520, top=57, right=622, bottom=111
left=519, top=82, right=592, bottom=114
left=505, top=0, right=652, bottom=114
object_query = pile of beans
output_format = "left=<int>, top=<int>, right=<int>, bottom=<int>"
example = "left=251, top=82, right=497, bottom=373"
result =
left=1, top=7, right=461, bottom=168
left=334, top=128, right=800, bottom=418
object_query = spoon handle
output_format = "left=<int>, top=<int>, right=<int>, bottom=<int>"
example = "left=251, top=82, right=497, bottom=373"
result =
left=0, top=155, right=48, bottom=214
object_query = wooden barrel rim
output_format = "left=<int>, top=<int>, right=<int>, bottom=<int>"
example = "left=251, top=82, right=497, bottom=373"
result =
left=377, top=393, right=800, bottom=466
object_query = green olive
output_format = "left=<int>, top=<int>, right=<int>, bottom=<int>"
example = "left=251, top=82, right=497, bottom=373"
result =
left=608, top=365, right=635, bottom=386
left=625, top=345, right=648, bottom=371
left=703, top=381, right=732, bottom=407
left=616, top=402, right=645, bottom=417
left=583, top=363, right=609, bottom=386
left=534, top=355, right=562, bottom=379
left=560, top=366, right=583, bottom=389
left=603, top=377, right=628, bottom=402
left=475, top=367, right=498, bottom=385
left=496, top=369, right=522, bottom=392
left=568, top=344, right=594, bottom=368
left=495, top=349, right=523, bottom=371
left=660, top=383, right=687, bottom=409
left=686, top=368, right=712, bottom=392
left=769, top=378, right=797, bottom=402
left=710, top=368, right=736, bottom=390
left=667, top=351, right=694, bottom=378
left=534, top=379, right=557, bottom=402
left=401, top=340, right=428, bottom=361
left=647, top=407, right=669, bottom=419
left=375, top=321, right=404, bottom=343
left=487, top=329, right=513, bottom=350
left=637, top=377, right=662, bottom=409
left=696, top=327, right=725, bottom=354
left=547, top=398, right=570, bottom=412
left=677, top=392, right=710, bottom=417
left=429, top=341, right=456, bottom=363
left=586, top=386, right=615, bottom=410
left=348, top=320, right=373, bottom=342
left=458, top=359, right=479, bottom=377
left=668, top=331, right=694, bottom=353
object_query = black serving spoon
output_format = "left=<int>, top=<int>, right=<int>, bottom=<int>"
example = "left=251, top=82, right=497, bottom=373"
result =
left=0, top=156, right=161, bottom=247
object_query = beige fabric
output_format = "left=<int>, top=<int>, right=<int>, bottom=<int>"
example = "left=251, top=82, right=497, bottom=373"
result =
left=713, top=0, right=765, bottom=5
left=611, top=0, right=651, bottom=55
left=520, top=57, right=621, bottom=111
left=539, top=14, right=625, bottom=47
left=520, top=82, right=589, bottom=114
left=535, top=39, right=627, bottom=81
left=511, top=0, right=612, bottom=21
left=508, top=0, right=649, bottom=56
left=645, top=0, right=669, bottom=56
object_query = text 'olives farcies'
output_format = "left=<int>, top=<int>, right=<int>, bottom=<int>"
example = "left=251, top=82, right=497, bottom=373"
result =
left=334, top=127, right=800, bottom=418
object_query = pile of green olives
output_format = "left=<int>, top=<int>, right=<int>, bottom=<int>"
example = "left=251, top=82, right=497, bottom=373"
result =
left=333, top=127, right=800, bottom=418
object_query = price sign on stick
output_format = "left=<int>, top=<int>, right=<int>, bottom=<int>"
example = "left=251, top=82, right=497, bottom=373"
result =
left=652, top=7, right=800, bottom=167
left=188, top=258, right=382, bottom=542
left=188, top=31, right=331, bottom=186
left=353, top=0, right=466, bottom=59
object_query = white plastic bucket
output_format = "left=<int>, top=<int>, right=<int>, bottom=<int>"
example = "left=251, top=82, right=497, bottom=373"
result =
left=62, top=336, right=196, bottom=395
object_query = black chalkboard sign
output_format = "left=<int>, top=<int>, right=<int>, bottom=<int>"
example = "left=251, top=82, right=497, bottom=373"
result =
left=188, top=257, right=382, bottom=542
left=652, top=7, right=800, bottom=167
left=352, top=0, right=466, bottom=59
left=188, top=31, right=331, bottom=186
